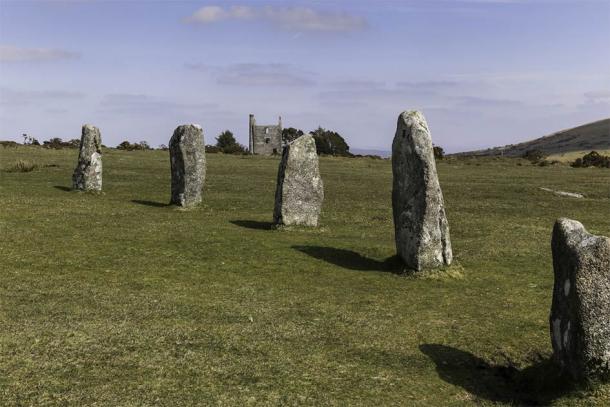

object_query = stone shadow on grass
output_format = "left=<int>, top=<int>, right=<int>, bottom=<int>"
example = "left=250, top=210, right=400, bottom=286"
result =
left=131, top=199, right=170, bottom=208
left=231, top=220, right=275, bottom=230
left=54, top=185, right=72, bottom=192
left=420, top=344, right=576, bottom=405
left=293, top=246, right=402, bottom=273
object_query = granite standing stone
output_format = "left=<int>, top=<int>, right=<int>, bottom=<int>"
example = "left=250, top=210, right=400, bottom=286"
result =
left=392, top=110, right=452, bottom=271
left=169, top=124, right=206, bottom=207
left=550, top=218, right=610, bottom=381
left=72, top=124, right=102, bottom=191
left=273, top=134, right=324, bottom=226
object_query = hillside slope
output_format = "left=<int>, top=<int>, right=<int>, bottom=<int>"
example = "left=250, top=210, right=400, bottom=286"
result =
left=456, top=118, right=610, bottom=157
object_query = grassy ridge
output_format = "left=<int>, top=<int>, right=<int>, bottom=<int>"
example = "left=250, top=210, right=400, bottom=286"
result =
left=456, top=118, right=610, bottom=157
left=1, top=146, right=609, bottom=405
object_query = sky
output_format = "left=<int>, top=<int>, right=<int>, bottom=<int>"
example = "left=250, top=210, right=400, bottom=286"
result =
left=0, top=0, right=609, bottom=153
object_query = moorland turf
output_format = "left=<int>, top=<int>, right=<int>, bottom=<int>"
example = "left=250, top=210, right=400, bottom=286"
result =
left=1, top=146, right=609, bottom=405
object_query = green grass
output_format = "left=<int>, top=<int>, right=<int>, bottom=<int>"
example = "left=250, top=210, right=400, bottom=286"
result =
left=1, top=146, right=609, bottom=405
left=3, top=158, right=39, bottom=173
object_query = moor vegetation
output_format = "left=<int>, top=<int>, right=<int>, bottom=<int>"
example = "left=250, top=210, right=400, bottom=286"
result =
left=0, top=147, right=609, bottom=405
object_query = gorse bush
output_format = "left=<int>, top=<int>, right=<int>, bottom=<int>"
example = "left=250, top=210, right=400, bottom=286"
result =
left=4, top=159, right=38, bottom=173
left=572, top=151, right=610, bottom=168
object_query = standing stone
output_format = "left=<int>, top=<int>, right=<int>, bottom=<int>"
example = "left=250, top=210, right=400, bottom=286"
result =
left=550, top=218, right=610, bottom=381
left=72, top=124, right=102, bottom=191
left=392, top=111, right=452, bottom=271
left=273, top=134, right=324, bottom=226
left=169, top=124, right=206, bottom=207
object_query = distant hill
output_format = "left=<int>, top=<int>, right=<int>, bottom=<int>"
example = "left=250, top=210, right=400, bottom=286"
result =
left=351, top=148, right=391, bottom=158
left=454, top=118, right=610, bottom=157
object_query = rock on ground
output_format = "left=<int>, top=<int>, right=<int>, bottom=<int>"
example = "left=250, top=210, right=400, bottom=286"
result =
left=540, top=187, right=585, bottom=199
left=550, top=218, right=610, bottom=382
left=169, top=124, right=206, bottom=207
left=392, top=110, right=452, bottom=271
left=72, top=124, right=102, bottom=191
left=273, top=134, right=324, bottom=226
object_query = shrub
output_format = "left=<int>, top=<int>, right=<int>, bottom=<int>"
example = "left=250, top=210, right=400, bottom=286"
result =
left=282, top=127, right=304, bottom=144
left=522, top=149, right=545, bottom=163
left=433, top=146, right=445, bottom=160
left=4, top=159, right=38, bottom=173
left=0, top=140, right=19, bottom=148
left=572, top=151, right=610, bottom=168
left=205, top=145, right=221, bottom=153
left=116, top=140, right=152, bottom=151
left=43, top=138, right=79, bottom=149
left=215, top=130, right=247, bottom=154
left=310, top=127, right=351, bottom=156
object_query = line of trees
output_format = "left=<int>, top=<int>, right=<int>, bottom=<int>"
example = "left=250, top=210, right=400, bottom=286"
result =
left=11, top=128, right=452, bottom=161
left=282, top=126, right=351, bottom=156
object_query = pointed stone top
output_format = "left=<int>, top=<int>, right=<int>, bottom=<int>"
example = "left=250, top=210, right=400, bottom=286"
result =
left=82, top=124, right=98, bottom=131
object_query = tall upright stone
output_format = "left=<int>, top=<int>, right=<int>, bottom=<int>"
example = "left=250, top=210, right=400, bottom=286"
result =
left=273, top=134, right=324, bottom=226
left=169, top=124, right=206, bottom=207
left=550, top=218, right=610, bottom=381
left=392, top=110, right=452, bottom=271
left=72, top=124, right=102, bottom=191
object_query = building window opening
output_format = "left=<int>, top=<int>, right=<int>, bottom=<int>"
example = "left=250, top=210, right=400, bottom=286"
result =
left=265, top=138, right=271, bottom=144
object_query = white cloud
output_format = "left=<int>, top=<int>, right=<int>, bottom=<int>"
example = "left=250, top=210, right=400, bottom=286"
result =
left=185, top=5, right=367, bottom=32
left=0, top=45, right=80, bottom=62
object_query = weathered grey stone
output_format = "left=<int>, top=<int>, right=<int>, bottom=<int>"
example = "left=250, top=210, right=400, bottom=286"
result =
left=169, top=124, right=206, bottom=207
left=392, top=110, right=452, bottom=271
left=550, top=218, right=610, bottom=381
left=273, top=134, right=323, bottom=226
left=72, top=124, right=102, bottom=191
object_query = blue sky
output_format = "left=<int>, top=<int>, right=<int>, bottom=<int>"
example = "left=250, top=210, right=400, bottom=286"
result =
left=0, top=0, right=608, bottom=152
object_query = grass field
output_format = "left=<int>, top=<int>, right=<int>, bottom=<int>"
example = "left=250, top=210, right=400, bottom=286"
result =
left=1, top=146, right=609, bottom=406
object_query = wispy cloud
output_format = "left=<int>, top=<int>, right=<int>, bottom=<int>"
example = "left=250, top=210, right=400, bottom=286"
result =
left=185, top=5, right=367, bottom=32
left=187, top=63, right=316, bottom=87
left=396, top=80, right=459, bottom=90
left=0, top=87, right=85, bottom=106
left=327, top=79, right=386, bottom=90
left=0, top=45, right=80, bottom=62
left=584, top=90, right=610, bottom=103
left=98, top=93, right=217, bottom=114
left=453, top=95, right=524, bottom=107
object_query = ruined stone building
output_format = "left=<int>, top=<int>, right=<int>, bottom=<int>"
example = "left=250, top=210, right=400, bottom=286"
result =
left=249, top=114, right=282, bottom=155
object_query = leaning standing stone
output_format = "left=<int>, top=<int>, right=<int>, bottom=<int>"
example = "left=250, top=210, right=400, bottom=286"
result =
left=72, top=124, right=102, bottom=191
left=273, top=134, right=324, bottom=226
left=392, top=110, right=452, bottom=271
left=550, top=218, right=610, bottom=381
left=169, top=124, right=206, bottom=207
